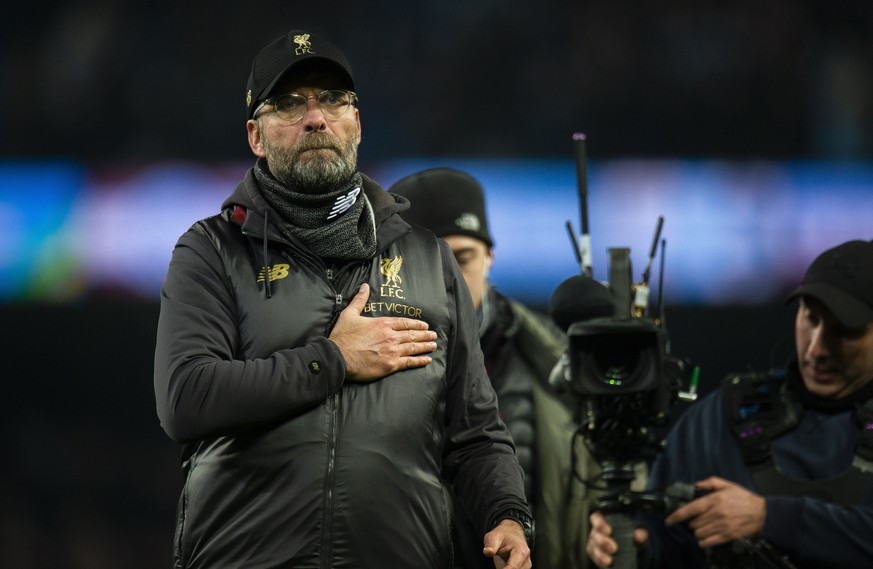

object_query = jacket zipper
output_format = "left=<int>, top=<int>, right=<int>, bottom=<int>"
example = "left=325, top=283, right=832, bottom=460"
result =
left=322, top=266, right=341, bottom=568
left=261, top=246, right=362, bottom=565
left=244, top=217, right=365, bottom=565
left=320, top=392, right=339, bottom=568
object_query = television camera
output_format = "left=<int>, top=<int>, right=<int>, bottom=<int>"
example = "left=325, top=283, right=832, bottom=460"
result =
left=549, top=133, right=699, bottom=569
left=550, top=134, right=798, bottom=569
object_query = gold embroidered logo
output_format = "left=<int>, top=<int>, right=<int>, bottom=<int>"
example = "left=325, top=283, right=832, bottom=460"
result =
left=380, top=256, right=405, bottom=299
left=381, top=256, right=403, bottom=287
left=246, top=89, right=252, bottom=108
left=366, top=255, right=425, bottom=316
left=258, top=263, right=290, bottom=283
left=293, top=34, right=313, bottom=56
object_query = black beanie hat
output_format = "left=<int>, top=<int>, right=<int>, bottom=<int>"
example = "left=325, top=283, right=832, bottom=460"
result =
left=245, top=30, right=355, bottom=120
left=389, top=168, right=494, bottom=248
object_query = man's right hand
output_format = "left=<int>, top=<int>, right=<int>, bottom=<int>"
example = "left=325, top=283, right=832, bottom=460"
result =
left=586, top=512, right=649, bottom=568
left=329, top=283, right=438, bottom=381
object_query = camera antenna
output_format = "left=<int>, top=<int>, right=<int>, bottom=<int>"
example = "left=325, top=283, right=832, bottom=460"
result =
left=565, top=220, right=583, bottom=268
left=573, top=133, right=593, bottom=278
left=633, top=216, right=664, bottom=318
left=641, top=216, right=664, bottom=287
left=657, top=238, right=667, bottom=329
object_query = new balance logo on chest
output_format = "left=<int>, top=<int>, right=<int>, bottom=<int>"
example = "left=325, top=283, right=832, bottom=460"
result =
left=258, top=264, right=290, bottom=283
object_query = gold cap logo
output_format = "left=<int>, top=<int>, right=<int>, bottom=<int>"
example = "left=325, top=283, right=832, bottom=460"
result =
left=293, top=34, right=313, bottom=56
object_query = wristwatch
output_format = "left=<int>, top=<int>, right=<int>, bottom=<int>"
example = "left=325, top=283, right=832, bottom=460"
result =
left=494, top=508, right=535, bottom=549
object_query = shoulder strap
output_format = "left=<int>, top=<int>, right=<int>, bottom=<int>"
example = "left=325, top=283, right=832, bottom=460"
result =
left=753, top=460, right=873, bottom=505
left=855, top=397, right=873, bottom=466
left=721, top=370, right=801, bottom=467
left=725, top=371, right=873, bottom=502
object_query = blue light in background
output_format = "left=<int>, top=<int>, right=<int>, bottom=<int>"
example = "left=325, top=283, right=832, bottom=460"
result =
left=374, top=158, right=873, bottom=307
left=1, top=158, right=871, bottom=305
left=0, top=161, right=84, bottom=300
left=78, top=161, right=250, bottom=298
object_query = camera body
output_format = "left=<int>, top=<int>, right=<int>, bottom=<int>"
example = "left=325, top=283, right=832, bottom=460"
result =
left=567, top=316, right=662, bottom=396
left=561, top=247, right=691, bottom=463
left=566, top=246, right=671, bottom=400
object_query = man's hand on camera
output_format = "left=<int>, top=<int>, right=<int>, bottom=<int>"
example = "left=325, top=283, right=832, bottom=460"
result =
left=329, top=283, right=438, bottom=381
left=665, top=476, right=766, bottom=549
left=586, top=511, right=649, bottom=568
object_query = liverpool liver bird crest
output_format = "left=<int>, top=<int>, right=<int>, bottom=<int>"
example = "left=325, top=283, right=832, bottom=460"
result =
left=293, top=34, right=312, bottom=55
left=380, top=256, right=403, bottom=287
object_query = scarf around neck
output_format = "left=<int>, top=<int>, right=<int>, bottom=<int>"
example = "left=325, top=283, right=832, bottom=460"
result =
left=254, top=159, right=377, bottom=260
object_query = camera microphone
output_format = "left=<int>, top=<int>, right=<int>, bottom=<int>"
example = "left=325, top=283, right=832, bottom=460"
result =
left=547, top=274, right=616, bottom=333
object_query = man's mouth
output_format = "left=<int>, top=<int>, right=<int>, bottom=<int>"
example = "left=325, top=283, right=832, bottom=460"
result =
left=300, top=145, right=338, bottom=154
left=297, top=146, right=339, bottom=160
left=809, top=364, right=839, bottom=383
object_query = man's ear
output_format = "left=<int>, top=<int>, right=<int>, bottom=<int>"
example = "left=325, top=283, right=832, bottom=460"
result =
left=355, top=109, right=362, bottom=145
left=247, top=119, right=266, bottom=157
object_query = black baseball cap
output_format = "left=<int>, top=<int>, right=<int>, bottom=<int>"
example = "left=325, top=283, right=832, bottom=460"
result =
left=245, top=30, right=355, bottom=120
left=389, top=168, right=494, bottom=248
left=788, top=239, right=873, bottom=328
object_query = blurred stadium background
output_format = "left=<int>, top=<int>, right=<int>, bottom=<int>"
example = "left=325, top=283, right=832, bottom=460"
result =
left=2, top=2, right=872, bottom=566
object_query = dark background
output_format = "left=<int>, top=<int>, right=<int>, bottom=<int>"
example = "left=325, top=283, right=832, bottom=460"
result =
left=4, top=1, right=873, bottom=165
left=1, top=1, right=869, bottom=566
left=0, top=301, right=797, bottom=567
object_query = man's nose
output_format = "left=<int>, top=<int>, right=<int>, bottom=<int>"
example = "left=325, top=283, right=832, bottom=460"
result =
left=301, top=100, right=327, bottom=131
left=807, top=325, right=832, bottom=360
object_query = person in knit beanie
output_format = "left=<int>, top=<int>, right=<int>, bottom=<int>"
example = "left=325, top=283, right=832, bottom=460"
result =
left=392, top=167, right=607, bottom=569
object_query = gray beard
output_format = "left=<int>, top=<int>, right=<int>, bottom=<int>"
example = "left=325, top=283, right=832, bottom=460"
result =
left=263, top=130, right=358, bottom=194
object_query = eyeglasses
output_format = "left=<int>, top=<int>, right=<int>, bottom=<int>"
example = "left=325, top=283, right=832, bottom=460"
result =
left=253, top=90, right=358, bottom=122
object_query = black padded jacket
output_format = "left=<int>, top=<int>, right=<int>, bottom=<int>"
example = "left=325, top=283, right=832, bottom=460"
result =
left=153, top=169, right=529, bottom=569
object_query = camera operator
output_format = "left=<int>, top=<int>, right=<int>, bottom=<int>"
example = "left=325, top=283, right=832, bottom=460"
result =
left=586, top=239, right=873, bottom=568
left=390, top=167, right=610, bottom=569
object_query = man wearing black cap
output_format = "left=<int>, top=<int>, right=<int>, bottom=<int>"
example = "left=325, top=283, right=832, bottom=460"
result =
left=587, top=239, right=873, bottom=568
left=391, top=168, right=613, bottom=569
left=154, top=31, right=532, bottom=569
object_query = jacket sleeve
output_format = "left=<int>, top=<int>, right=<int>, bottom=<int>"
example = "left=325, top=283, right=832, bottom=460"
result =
left=764, top=493, right=873, bottom=567
left=641, top=388, right=873, bottom=569
left=437, top=241, right=531, bottom=535
left=637, top=392, right=727, bottom=569
left=153, top=224, right=346, bottom=443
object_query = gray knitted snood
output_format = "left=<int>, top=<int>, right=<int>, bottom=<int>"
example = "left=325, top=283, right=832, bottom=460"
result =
left=254, top=159, right=377, bottom=260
